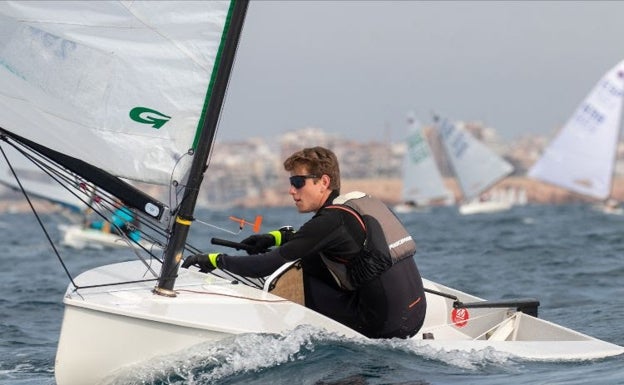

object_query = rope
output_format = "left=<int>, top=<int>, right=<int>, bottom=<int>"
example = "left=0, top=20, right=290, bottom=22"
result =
left=195, top=217, right=244, bottom=235
left=0, top=144, right=79, bottom=288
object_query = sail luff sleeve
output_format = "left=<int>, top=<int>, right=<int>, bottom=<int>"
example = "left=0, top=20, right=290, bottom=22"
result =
left=155, top=0, right=249, bottom=294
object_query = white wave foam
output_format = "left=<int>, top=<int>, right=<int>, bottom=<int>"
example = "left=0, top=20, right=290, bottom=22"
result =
left=106, top=324, right=521, bottom=385
left=105, top=325, right=347, bottom=384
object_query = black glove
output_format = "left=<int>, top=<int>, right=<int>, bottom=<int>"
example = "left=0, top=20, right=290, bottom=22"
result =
left=181, top=253, right=220, bottom=273
left=240, top=234, right=275, bottom=255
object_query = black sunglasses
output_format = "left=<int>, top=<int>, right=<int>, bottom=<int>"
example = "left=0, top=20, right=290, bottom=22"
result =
left=289, top=174, right=318, bottom=189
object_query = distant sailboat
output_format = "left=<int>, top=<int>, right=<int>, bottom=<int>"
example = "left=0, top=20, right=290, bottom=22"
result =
left=395, top=115, right=453, bottom=213
left=0, top=140, right=159, bottom=249
left=436, top=118, right=514, bottom=215
left=528, top=59, right=624, bottom=214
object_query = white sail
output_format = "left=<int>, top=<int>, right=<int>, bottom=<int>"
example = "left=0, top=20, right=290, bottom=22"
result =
left=437, top=119, right=513, bottom=202
left=401, top=117, right=452, bottom=206
left=528, top=59, right=624, bottom=200
left=0, top=1, right=231, bottom=186
left=0, top=143, right=87, bottom=212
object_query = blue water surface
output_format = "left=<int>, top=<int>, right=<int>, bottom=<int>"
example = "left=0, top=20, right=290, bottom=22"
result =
left=1, top=203, right=623, bottom=385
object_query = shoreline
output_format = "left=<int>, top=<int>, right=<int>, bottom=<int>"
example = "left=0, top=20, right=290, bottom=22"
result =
left=229, top=176, right=624, bottom=208
left=2, top=176, right=622, bottom=213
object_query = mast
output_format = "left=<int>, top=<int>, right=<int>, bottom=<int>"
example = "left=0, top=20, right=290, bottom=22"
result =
left=154, top=0, right=249, bottom=296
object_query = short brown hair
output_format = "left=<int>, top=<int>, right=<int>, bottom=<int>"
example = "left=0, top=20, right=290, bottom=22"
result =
left=283, top=146, right=341, bottom=192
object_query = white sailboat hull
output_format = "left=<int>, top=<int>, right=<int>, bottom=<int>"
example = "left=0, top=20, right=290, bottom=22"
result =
left=55, top=304, right=232, bottom=385
left=459, top=199, right=513, bottom=215
left=59, top=224, right=161, bottom=251
left=55, top=260, right=361, bottom=385
left=393, top=203, right=431, bottom=214
left=598, top=205, right=624, bottom=216
left=54, top=260, right=624, bottom=385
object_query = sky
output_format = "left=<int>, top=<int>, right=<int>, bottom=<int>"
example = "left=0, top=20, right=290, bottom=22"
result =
left=217, top=1, right=624, bottom=145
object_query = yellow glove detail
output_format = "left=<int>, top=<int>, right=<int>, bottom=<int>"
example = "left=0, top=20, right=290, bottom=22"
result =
left=208, top=253, right=220, bottom=268
left=268, top=230, right=281, bottom=246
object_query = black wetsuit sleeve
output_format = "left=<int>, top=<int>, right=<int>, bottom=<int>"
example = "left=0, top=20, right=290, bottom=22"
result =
left=217, top=209, right=350, bottom=278
left=278, top=209, right=360, bottom=261
left=216, top=248, right=285, bottom=278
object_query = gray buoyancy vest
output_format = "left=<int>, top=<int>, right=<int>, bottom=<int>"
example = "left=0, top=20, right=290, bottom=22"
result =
left=321, top=191, right=417, bottom=290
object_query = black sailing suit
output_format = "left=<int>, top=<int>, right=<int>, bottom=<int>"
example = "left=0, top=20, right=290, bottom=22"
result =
left=217, top=191, right=427, bottom=339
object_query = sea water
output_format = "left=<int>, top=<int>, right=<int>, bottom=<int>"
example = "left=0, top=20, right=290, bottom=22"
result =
left=1, top=203, right=623, bottom=384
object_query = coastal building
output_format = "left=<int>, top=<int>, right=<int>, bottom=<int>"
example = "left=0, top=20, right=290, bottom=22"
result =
left=2, top=122, right=623, bottom=209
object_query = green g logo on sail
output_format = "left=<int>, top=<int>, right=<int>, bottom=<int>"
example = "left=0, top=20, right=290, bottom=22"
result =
left=129, top=107, right=171, bottom=129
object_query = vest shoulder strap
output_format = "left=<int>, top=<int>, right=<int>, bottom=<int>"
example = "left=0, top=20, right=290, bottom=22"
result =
left=325, top=204, right=366, bottom=232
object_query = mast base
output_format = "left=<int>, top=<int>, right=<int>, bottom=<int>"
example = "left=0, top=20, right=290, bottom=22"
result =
left=152, top=287, right=177, bottom=298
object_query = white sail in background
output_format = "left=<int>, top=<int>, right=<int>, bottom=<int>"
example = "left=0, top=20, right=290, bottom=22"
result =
left=437, top=119, right=513, bottom=202
left=0, top=1, right=231, bottom=185
left=528, top=59, right=624, bottom=200
left=0, top=144, right=87, bottom=212
left=401, top=117, right=451, bottom=206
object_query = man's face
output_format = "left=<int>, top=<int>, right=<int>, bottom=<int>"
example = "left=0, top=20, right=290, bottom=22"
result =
left=288, top=165, right=327, bottom=213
